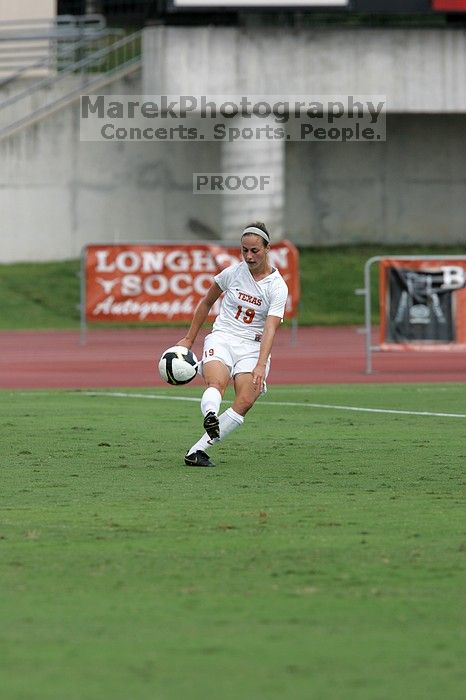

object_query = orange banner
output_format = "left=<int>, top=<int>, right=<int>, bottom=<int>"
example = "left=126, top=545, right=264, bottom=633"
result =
left=379, top=258, right=466, bottom=350
left=84, top=241, right=300, bottom=323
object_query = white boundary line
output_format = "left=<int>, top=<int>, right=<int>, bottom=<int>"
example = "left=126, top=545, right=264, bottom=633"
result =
left=80, top=391, right=466, bottom=419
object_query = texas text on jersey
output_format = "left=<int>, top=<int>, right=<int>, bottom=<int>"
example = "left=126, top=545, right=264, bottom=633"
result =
left=212, top=261, right=288, bottom=340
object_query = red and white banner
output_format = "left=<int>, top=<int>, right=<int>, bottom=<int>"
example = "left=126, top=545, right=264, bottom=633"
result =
left=84, top=241, right=300, bottom=323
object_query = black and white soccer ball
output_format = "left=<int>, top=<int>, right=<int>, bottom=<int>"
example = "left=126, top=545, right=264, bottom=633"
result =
left=158, top=345, right=198, bottom=385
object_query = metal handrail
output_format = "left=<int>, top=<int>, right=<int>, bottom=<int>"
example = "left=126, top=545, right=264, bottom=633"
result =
left=0, top=15, right=119, bottom=79
left=0, top=29, right=142, bottom=141
left=1, top=30, right=140, bottom=109
left=0, top=29, right=125, bottom=93
left=0, top=15, right=106, bottom=39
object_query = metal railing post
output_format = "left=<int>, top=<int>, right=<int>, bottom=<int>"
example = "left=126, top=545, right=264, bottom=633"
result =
left=364, top=257, right=379, bottom=374
left=80, top=247, right=87, bottom=346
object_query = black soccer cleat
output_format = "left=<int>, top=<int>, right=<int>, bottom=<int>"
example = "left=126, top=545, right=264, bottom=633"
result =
left=184, top=450, right=216, bottom=468
left=203, top=411, right=220, bottom=440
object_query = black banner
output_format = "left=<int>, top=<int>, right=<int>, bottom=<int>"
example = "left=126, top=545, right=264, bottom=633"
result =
left=386, top=267, right=455, bottom=343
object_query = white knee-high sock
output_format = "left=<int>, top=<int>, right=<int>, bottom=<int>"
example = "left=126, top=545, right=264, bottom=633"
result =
left=188, top=408, right=244, bottom=454
left=217, top=408, right=244, bottom=441
left=200, top=387, right=222, bottom=417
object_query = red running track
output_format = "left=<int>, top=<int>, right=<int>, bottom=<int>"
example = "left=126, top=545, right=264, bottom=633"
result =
left=1, top=327, right=465, bottom=389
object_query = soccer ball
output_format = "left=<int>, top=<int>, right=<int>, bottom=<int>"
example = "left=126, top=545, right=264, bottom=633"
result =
left=158, top=345, right=198, bottom=385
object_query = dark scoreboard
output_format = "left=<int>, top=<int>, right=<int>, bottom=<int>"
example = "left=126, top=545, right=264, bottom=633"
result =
left=169, top=0, right=466, bottom=12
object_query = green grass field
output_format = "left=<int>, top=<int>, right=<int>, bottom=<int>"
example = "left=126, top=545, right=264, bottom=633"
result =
left=1, top=383, right=465, bottom=700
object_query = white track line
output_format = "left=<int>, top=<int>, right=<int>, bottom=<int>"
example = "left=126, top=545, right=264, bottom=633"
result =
left=80, top=391, right=466, bottom=419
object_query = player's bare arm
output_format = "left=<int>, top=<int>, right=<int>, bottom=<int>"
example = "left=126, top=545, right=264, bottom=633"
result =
left=252, top=314, right=282, bottom=391
left=177, top=282, right=223, bottom=348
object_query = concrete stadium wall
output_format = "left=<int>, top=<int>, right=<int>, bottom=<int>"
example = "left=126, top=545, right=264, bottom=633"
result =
left=0, top=71, right=222, bottom=263
left=286, top=114, right=466, bottom=246
left=142, top=25, right=466, bottom=246
left=2, top=107, right=464, bottom=262
left=143, top=25, right=466, bottom=112
left=1, top=25, right=466, bottom=262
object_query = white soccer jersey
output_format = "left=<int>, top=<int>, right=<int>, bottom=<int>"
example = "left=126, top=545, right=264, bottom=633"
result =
left=212, top=261, right=289, bottom=340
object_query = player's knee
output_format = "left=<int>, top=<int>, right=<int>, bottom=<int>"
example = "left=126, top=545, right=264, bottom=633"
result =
left=206, top=378, right=224, bottom=393
left=234, top=396, right=255, bottom=415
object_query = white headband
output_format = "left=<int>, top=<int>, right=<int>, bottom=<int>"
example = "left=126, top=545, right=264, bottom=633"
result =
left=241, top=226, right=270, bottom=244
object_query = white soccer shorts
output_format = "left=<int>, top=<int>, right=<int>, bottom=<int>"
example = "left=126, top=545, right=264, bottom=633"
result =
left=201, top=331, right=270, bottom=389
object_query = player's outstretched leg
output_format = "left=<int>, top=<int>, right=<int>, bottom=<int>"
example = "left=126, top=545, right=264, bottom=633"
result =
left=184, top=408, right=244, bottom=467
left=201, top=386, right=221, bottom=438
left=203, top=411, right=219, bottom=440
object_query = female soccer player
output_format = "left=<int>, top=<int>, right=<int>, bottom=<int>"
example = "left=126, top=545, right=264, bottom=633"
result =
left=177, top=222, right=289, bottom=467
